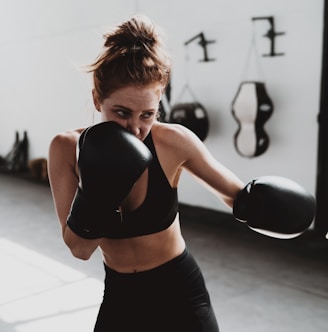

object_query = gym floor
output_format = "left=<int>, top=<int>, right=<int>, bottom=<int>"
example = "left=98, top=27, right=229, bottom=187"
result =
left=1, top=173, right=327, bottom=332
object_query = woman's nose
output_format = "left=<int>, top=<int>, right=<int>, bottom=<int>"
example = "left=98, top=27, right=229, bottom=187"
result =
left=126, top=119, right=141, bottom=136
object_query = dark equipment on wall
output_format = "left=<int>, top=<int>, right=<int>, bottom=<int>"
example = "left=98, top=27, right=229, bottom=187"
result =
left=315, top=0, right=328, bottom=238
left=231, top=81, right=273, bottom=158
left=169, top=102, right=209, bottom=141
left=184, top=32, right=216, bottom=62
left=168, top=32, right=213, bottom=140
left=159, top=82, right=172, bottom=122
left=252, top=16, right=286, bottom=57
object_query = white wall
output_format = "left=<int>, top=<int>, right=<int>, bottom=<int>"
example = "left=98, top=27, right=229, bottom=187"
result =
left=0, top=0, right=323, bottom=213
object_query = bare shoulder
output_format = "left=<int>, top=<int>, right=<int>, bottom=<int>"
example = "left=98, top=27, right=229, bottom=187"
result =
left=50, top=128, right=84, bottom=150
left=150, top=122, right=211, bottom=180
left=49, top=128, right=84, bottom=161
left=152, top=122, right=199, bottom=150
left=48, top=128, right=86, bottom=181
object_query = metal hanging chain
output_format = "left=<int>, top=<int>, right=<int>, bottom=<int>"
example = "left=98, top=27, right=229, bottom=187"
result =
left=175, top=45, right=199, bottom=103
left=241, top=22, right=266, bottom=82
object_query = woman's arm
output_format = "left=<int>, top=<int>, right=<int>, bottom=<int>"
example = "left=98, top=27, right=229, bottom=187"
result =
left=48, top=131, right=101, bottom=260
left=169, top=124, right=244, bottom=207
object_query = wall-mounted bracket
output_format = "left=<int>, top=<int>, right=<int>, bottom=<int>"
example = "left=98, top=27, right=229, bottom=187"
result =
left=252, top=16, right=286, bottom=57
left=184, top=32, right=216, bottom=62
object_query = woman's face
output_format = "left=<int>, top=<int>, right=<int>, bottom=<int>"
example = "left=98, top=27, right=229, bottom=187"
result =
left=94, top=84, right=162, bottom=141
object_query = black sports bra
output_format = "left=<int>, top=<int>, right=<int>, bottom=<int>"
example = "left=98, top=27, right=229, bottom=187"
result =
left=104, top=132, right=178, bottom=239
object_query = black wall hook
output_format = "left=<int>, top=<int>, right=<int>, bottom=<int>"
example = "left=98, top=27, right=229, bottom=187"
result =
left=184, top=32, right=216, bottom=62
left=252, top=16, right=286, bottom=57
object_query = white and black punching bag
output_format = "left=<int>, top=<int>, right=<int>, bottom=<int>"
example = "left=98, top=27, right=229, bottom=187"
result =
left=169, top=102, right=209, bottom=141
left=232, top=81, right=273, bottom=157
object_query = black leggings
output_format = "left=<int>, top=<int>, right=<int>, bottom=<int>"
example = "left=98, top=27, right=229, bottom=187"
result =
left=94, top=248, right=219, bottom=331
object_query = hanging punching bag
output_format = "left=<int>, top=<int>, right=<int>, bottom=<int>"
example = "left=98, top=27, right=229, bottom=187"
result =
left=169, top=102, right=209, bottom=141
left=232, top=81, right=273, bottom=157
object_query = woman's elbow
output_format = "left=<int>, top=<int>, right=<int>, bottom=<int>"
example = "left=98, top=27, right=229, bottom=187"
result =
left=69, top=246, right=93, bottom=260
left=63, top=227, right=97, bottom=260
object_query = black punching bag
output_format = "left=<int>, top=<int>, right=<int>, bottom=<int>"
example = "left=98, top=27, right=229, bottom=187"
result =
left=169, top=102, right=209, bottom=141
left=232, top=81, right=273, bottom=157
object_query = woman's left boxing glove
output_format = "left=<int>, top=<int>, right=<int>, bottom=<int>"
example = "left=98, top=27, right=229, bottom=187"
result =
left=233, top=176, right=316, bottom=238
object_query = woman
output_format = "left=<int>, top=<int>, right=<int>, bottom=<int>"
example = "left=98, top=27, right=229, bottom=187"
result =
left=48, top=15, right=244, bottom=331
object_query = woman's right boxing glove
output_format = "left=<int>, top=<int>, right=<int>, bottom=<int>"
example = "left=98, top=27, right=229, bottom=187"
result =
left=67, top=121, right=153, bottom=239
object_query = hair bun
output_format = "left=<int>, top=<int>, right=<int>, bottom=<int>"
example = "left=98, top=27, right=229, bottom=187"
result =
left=104, top=16, right=157, bottom=55
left=104, top=35, right=156, bottom=55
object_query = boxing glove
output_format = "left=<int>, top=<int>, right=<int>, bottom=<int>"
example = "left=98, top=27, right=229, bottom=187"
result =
left=67, top=121, right=153, bottom=239
left=233, top=176, right=316, bottom=239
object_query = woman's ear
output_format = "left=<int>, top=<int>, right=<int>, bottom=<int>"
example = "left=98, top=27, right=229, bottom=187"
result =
left=92, top=89, right=101, bottom=112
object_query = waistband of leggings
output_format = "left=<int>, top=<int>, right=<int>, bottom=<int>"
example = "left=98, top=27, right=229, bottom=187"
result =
left=103, top=247, right=189, bottom=279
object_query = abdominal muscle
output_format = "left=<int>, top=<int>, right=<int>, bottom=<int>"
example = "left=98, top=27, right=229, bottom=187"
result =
left=99, top=214, right=186, bottom=273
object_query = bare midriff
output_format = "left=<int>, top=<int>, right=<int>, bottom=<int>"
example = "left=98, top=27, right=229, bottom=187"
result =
left=99, top=215, right=186, bottom=273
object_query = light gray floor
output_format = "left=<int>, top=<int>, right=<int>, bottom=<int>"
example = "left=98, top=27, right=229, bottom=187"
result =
left=1, top=173, right=327, bottom=332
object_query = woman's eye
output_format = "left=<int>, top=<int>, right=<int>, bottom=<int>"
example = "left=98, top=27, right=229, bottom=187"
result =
left=115, top=110, right=130, bottom=118
left=142, top=112, right=154, bottom=119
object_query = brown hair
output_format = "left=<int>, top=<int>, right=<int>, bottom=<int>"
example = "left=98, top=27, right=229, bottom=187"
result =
left=87, top=15, right=171, bottom=102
